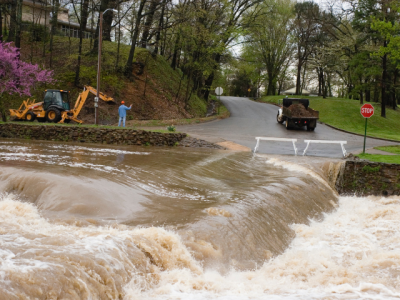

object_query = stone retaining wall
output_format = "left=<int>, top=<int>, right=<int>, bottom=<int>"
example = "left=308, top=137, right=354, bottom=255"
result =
left=335, top=160, right=400, bottom=196
left=0, top=123, right=186, bottom=146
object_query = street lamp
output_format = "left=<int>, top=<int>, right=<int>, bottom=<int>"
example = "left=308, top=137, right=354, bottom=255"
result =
left=95, top=8, right=117, bottom=125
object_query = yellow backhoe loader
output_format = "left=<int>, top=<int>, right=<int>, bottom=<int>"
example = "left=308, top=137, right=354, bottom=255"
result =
left=10, top=86, right=115, bottom=124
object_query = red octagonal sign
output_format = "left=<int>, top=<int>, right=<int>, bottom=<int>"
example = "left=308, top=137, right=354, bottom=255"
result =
left=361, top=103, right=374, bottom=118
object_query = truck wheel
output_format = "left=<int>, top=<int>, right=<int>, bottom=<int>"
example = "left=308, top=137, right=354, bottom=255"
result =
left=307, top=120, right=316, bottom=131
left=285, top=120, right=291, bottom=130
left=277, top=114, right=284, bottom=124
left=25, top=111, right=36, bottom=122
left=46, top=108, right=61, bottom=123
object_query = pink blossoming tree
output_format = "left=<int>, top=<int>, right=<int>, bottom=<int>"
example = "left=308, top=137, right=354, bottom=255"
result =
left=0, top=41, right=54, bottom=121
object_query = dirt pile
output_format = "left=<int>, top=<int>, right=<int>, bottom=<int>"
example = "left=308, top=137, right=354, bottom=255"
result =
left=288, top=104, right=316, bottom=117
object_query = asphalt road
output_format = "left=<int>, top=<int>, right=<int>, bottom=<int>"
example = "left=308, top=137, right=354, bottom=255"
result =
left=177, top=96, right=399, bottom=158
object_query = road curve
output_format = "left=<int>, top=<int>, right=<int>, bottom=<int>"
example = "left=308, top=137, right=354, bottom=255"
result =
left=177, top=96, right=399, bottom=158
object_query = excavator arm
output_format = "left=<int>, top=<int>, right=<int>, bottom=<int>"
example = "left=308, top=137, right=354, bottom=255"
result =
left=60, top=85, right=115, bottom=124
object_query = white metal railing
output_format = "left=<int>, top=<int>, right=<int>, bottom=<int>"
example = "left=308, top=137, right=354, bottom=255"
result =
left=254, top=137, right=298, bottom=155
left=253, top=137, right=348, bottom=157
left=303, top=140, right=347, bottom=157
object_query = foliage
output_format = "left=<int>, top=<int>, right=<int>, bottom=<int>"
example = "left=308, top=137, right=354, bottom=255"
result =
left=362, top=165, right=381, bottom=172
left=0, top=41, right=54, bottom=121
left=356, top=153, right=400, bottom=164
left=0, top=41, right=54, bottom=96
left=167, top=125, right=176, bottom=132
left=371, top=3, right=400, bottom=68
left=374, top=145, right=400, bottom=154
left=242, top=0, right=295, bottom=96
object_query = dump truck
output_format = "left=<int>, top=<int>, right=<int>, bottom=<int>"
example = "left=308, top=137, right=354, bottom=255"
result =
left=10, top=86, right=115, bottom=124
left=276, top=98, right=319, bottom=131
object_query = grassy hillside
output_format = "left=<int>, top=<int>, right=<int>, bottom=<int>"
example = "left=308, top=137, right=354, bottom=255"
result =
left=261, top=95, right=400, bottom=141
left=5, top=34, right=208, bottom=124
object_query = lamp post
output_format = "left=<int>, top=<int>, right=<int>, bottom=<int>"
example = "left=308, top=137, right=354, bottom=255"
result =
left=96, top=8, right=117, bottom=125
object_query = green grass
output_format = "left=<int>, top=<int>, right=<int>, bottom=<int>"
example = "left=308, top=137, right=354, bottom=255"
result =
left=0, top=121, right=179, bottom=133
left=261, top=95, right=400, bottom=141
left=374, top=145, right=400, bottom=154
left=356, top=153, right=400, bottom=164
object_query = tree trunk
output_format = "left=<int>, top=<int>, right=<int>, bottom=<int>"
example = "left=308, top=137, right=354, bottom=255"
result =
left=124, top=0, right=147, bottom=76
left=266, top=75, right=276, bottom=95
left=321, top=70, right=326, bottom=99
left=92, top=0, right=110, bottom=53
left=170, top=32, right=180, bottom=70
left=49, top=0, right=59, bottom=68
left=373, top=78, right=379, bottom=102
left=0, top=94, right=7, bottom=122
left=0, top=6, right=3, bottom=42
left=301, top=61, right=307, bottom=93
left=115, top=2, right=121, bottom=67
left=141, top=0, right=159, bottom=48
left=42, top=2, right=47, bottom=57
left=366, top=89, right=371, bottom=102
left=295, top=42, right=302, bottom=95
left=203, top=53, right=221, bottom=102
left=15, top=0, right=22, bottom=48
left=103, top=0, right=116, bottom=41
left=153, top=0, right=166, bottom=55
left=296, top=62, right=302, bottom=95
left=327, top=73, right=332, bottom=97
left=392, top=69, right=398, bottom=110
left=75, top=0, right=89, bottom=86
left=381, top=43, right=387, bottom=118
left=317, top=68, right=322, bottom=96
left=160, top=3, right=169, bottom=56
left=7, top=1, right=16, bottom=43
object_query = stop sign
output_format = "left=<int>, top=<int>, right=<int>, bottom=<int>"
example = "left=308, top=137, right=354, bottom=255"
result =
left=361, top=103, right=374, bottom=118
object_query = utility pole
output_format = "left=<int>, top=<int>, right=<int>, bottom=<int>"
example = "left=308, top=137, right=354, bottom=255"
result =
left=95, top=11, right=103, bottom=125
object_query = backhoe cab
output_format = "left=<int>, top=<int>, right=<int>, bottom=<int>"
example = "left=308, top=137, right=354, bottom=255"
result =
left=42, top=89, right=71, bottom=123
left=10, top=86, right=115, bottom=124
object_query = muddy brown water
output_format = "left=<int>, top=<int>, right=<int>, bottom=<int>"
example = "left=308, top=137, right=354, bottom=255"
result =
left=0, top=139, right=399, bottom=299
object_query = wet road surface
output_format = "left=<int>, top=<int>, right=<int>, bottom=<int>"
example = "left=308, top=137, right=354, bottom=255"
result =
left=177, top=96, right=399, bottom=158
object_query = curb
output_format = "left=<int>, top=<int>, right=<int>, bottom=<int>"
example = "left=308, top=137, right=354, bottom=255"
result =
left=320, top=122, right=400, bottom=143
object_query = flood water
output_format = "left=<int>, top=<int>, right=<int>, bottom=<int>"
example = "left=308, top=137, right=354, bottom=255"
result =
left=0, top=139, right=399, bottom=299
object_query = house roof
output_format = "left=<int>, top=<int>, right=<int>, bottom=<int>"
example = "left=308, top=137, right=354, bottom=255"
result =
left=57, top=19, right=96, bottom=32
left=282, top=87, right=310, bottom=95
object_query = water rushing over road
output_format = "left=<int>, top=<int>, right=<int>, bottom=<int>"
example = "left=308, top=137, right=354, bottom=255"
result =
left=0, top=139, right=399, bottom=299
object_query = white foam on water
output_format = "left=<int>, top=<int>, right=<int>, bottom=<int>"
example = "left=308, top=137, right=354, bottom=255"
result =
left=124, top=195, right=400, bottom=299
left=0, top=194, right=201, bottom=299
left=1, top=194, right=399, bottom=299
left=45, top=144, right=151, bottom=155
left=0, top=152, right=124, bottom=173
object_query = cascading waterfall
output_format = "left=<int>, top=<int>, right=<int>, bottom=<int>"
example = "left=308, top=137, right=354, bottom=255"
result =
left=0, top=140, right=398, bottom=299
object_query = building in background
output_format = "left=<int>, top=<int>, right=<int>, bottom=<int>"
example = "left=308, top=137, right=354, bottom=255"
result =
left=1, top=0, right=94, bottom=39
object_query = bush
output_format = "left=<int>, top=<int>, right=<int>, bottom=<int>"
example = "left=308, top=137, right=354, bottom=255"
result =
left=167, top=125, right=176, bottom=132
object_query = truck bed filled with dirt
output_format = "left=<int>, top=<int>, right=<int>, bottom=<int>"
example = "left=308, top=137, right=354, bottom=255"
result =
left=277, top=98, right=319, bottom=131
left=284, top=103, right=319, bottom=119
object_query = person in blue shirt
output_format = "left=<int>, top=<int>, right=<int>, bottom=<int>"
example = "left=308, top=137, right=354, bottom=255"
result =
left=118, top=101, right=132, bottom=127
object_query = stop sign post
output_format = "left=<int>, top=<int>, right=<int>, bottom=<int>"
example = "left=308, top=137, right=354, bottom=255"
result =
left=361, top=104, right=374, bottom=154
left=215, top=87, right=223, bottom=115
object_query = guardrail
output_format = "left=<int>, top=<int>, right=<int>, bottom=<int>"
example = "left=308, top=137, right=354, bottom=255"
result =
left=303, top=140, right=347, bottom=157
left=254, top=137, right=298, bottom=155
